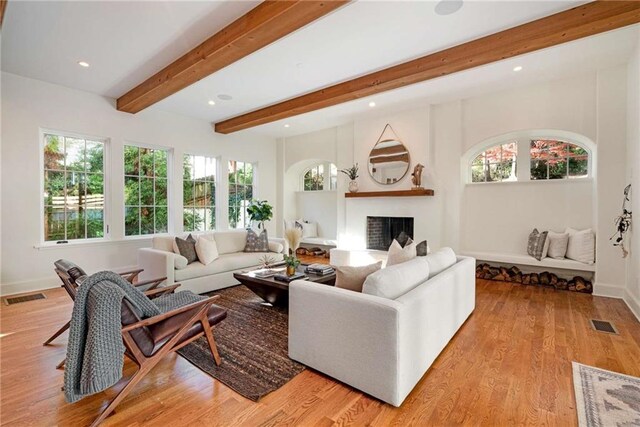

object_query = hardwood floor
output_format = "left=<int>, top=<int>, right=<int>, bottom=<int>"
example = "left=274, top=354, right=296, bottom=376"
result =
left=2, top=280, right=639, bottom=426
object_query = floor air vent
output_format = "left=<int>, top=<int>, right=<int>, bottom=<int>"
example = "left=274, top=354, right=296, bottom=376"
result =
left=4, top=293, right=46, bottom=305
left=590, top=319, right=618, bottom=334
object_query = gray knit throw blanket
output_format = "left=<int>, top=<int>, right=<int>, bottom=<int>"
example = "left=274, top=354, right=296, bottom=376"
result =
left=63, top=271, right=204, bottom=403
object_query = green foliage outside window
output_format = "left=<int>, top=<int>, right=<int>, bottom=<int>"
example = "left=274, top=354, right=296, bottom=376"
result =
left=228, top=161, right=254, bottom=229
left=124, top=146, right=168, bottom=236
left=183, top=154, right=216, bottom=232
left=43, top=134, right=105, bottom=241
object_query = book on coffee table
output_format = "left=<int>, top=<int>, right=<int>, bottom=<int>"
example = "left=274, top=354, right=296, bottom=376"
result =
left=273, top=272, right=307, bottom=282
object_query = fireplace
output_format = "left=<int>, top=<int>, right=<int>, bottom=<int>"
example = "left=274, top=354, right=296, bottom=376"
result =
left=367, top=216, right=414, bottom=250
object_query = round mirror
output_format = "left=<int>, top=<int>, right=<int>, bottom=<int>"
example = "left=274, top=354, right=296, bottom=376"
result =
left=368, top=138, right=411, bottom=185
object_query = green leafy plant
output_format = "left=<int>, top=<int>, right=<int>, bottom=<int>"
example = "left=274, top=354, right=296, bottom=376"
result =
left=247, top=200, right=273, bottom=229
left=283, top=254, right=301, bottom=268
left=339, top=163, right=359, bottom=180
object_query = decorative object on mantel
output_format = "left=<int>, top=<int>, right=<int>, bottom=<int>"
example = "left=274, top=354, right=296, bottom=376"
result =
left=339, top=163, right=360, bottom=193
left=345, top=189, right=434, bottom=198
left=368, top=124, right=411, bottom=185
left=475, top=263, right=593, bottom=293
left=610, top=184, right=632, bottom=258
left=411, top=163, right=425, bottom=189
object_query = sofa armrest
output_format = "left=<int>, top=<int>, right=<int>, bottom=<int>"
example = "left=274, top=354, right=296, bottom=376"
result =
left=268, top=237, right=288, bottom=254
left=288, top=280, right=404, bottom=405
left=137, top=248, right=175, bottom=285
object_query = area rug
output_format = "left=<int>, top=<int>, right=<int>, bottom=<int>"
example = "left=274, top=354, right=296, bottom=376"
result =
left=572, top=361, right=640, bottom=426
left=177, top=285, right=305, bottom=401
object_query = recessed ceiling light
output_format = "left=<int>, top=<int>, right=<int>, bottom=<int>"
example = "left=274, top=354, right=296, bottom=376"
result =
left=435, top=0, right=463, bottom=16
left=369, top=101, right=376, bottom=107
left=513, top=65, right=523, bottom=72
left=208, top=100, right=216, bottom=106
left=78, top=61, right=90, bottom=68
left=284, top=124, right=290, bottom=128
left=217, top=94, right=233, bottom=101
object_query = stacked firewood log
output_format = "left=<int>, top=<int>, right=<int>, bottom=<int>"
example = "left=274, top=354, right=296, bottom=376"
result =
left=475, top=263, right=592, bottom=293
left=295, top=247, right=331, bottom=258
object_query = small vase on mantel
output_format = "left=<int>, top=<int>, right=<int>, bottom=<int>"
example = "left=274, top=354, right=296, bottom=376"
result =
left=348, top=180, right=359, bottom=193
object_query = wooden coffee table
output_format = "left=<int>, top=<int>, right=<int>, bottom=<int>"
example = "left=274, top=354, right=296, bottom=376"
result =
left=233, top=265, right=335, bottom=307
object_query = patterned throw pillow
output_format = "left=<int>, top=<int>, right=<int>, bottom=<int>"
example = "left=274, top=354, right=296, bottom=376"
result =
left=244, top=229, right=269, bottom=252
left=527, top=229, right=549, bottom=261
left=174, top=234, right=198, bottom=264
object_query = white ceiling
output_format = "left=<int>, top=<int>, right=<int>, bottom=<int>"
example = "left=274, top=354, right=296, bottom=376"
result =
left=0, top=1, right=259, bottom=97
left=2, top=1, right=638, bottom=139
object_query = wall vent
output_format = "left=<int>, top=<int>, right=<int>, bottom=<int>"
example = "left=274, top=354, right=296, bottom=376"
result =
left=4, top=293, right=46, bottom=305
left=590, top=319, right=618, bottom=334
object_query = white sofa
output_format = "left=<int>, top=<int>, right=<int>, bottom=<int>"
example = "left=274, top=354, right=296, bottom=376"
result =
left=138, top=230, right=286, bottom=294
left=288, top=250, right=475, bottom=406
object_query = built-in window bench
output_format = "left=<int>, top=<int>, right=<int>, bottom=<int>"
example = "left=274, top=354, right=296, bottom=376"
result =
left=462, top=251, right=595, bottom=277
left=300, top=237, right=338, bottom=247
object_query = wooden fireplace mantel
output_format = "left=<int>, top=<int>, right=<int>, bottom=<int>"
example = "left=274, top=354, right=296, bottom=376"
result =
left=345, top=189, right=435, bottom=198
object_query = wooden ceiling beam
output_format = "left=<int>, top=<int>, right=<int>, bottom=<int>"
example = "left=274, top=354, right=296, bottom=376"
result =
left=214, top=1, right=640, bottom=134
left=117, top=0, right=349, bottom=114
left=0, top=1, right=8, bottom=28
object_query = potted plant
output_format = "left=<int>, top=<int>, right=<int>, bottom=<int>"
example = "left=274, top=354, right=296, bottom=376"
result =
left=340, top=163, right=359, bottom=193
left=247, top=200, right=273, bottom=229
left=283, top=254, right=301, bottom=276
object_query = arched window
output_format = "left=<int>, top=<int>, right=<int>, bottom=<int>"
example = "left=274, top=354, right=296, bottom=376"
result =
left=302, top=162, right=337, bottom=191
left=471, top=142, right=517, bottom=183
left=529, top=139, right=589, bottom=180
left=467, top=131, right=593, bottom=183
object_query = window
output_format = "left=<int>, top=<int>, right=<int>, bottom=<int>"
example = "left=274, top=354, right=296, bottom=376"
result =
left=228, top=160, right=254, bottom=229
left=43, top=132, right=106, bottom=242
left=471, top=142, right=517, bottom=183
left=124, top=145, right=169, bottom=236
left=467, top=133, right=592, bottom=184
left=530, top=140, right=589, bottom=180
left=183, top=154, right=216, bottom=232
left=302, top=162, right=338, bottom=191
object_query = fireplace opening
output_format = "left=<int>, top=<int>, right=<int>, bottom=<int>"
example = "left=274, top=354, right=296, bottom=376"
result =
left=367, top=216, right=414, bottom=250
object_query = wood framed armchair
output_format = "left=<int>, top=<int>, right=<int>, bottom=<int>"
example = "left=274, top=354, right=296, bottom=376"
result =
left=89, top=295, right=226, bottom=426
left=44, top=259, right=175, bottom=347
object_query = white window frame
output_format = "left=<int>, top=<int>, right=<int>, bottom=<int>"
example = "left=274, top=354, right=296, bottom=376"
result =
left=123, top=141, right=173, bottom=238
left=182, top=153, right=219, bottom=233
left=300, top=161, right=338, bottom=192
left=463, top=129, right=596, bottom=185
left=227, top=160, right=256, bottom=230
left=40, top=128, right=111, bottom=246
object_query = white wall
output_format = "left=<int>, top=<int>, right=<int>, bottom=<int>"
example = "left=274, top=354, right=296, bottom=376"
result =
left=296, top=191, right=337, bottom=239
left=0, top=72, right=277, bottom=295
left=458, top=74, right=598, bottom=255
left=626, top=35, right=640, bottom=320
left=277, top=68, right=631, bottom=297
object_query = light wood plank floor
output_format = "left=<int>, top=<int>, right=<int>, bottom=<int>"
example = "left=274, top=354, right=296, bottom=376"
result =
left=2, top=280, right=639, bottom=426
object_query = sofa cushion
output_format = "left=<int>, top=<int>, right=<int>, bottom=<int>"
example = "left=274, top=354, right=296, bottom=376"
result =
left=334, top=261, right=383, bottom=292
left=387, top=238, right=416, bottom=266
left=565, top=228, right=595, bottom=264
left=416, top=240, right=430, bottom=256
left=174, top=254, right=188, bottom=270
left=152, top=236, right=175, bottom=253
left=174, top=252, right=284, bottom=282
left=214, top=230, right=249, bottom=255
left=195, top=236, right=219, bottom=265
left=527, top=228, right=549, bottom=261
left=174, top=234, right=197, bottom=264
left=424, top=247, right=457, bottom=278
left=547, top=231, right=570, bottom=259
left=362, top=257, right=429, bottom=299
left=268, top=241, right=284, bottom=253
left=244, top=229, right=269, bottom=252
